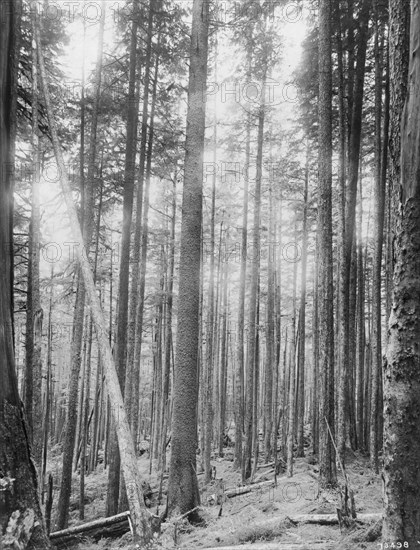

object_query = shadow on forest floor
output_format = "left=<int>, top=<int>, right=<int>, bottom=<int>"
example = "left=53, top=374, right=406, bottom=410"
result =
left=49, top=448, right=382, bottom=550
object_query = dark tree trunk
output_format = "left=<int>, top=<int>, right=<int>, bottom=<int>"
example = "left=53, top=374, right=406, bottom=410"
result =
left=166, top=0, right=209, bottom=518
left=317, top=0, right=336, bottom=488
left=383, top=2, right=420, bottom=543
left=107, top=0, right=141, bottom=516
left=0, top=1, right=50, bottom=545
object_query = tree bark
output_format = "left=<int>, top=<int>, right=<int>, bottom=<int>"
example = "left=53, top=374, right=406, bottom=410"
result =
left=234, top=109, right=251, bottom=470
left=0, top=2, right=50, bottom=546
left=243, top=90, right=266, bottom=482
left=317, top=0, right=336, bottom=488
left=370, top=8, right=386, bottom=471
left=106, top=0, right=141, bottom=516
left=166, top=0, right=209, bottom=518
left=296, top=146, right=309, bottom=458
left=24, top=3, right=43, bottom=469
left=383, top=2, right=420, bottom=543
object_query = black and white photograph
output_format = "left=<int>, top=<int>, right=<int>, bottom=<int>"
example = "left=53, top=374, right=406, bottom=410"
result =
left=1, top=0, right=419, bottom=548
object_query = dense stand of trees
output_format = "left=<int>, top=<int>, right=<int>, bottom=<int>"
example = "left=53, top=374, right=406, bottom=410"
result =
left=1, top=0, right=420, bottom=546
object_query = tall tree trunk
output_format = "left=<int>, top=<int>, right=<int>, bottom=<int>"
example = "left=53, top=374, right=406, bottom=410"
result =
left=218, top=258, right=229, bottom=456
left=131, top=45, right=159, bottom=445
left=106, top=0, right=141, bottom=516
left=296, top=146, right=309, bottom=458
left=166, top=0, right=209, bottom=518
left=370, top=8, right=386, bottom=472
left=356, top=185, right=365, bottom=449
left=158, top=180, right=176, bottom=474
left=388, top=0, right=410, bottom=251
left=383, top=1, right=420, bottom=547
left=234, top=110, right=251, bottom=470
left=24, top=3, right=43, bottom=470
left=203, top=96, right=217, bottom=482
left=0, top=1, right=50, bottom=545
left=242, top=81, right=266, bottom=482
left=55, top=4, right=104, bottom=529
left=337, top=0, right=370, bottom=460
left=317, top=0, right=336, bottom=488
left=383, top=2, right=420, bottom=543
left=36, top=19, right=152, bottom=544
left=264, top=183, right=275, bottom=462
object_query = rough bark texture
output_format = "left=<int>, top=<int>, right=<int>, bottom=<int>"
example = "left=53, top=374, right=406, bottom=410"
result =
left=317, top=0, right=336, bottom=488
left=166, top=0, right=209, bottom=518
left=243, top=98, right=265, bottom=482
left=383, top=2, right=420, bottom=544
left=0, top=2, right=50, bottom=546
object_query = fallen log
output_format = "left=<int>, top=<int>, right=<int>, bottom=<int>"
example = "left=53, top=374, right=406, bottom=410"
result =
left=50, top=512, right=130, bottom=547
left=257, top=461, right=275, bottom=469
left=285, top=513, right=382, bottom=525
left=225, top=480, right=275, bottom=499
left=191, top=542, right=335, bottom=550
left=244, top=512, right=382, bottom=533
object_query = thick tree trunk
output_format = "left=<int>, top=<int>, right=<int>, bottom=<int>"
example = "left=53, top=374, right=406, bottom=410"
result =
left=243, top=93, right=266, bottom=482
left=0, top=2, right=50, bottom=546
left=317, top=0, right=336, bottom=488
left=383, top=2, right=420, bottom=543
left=370, top=10, right=387, bottom=471
left=166, top=0, right=209, bottom=518
left=36, top=20, right=152, bottom=545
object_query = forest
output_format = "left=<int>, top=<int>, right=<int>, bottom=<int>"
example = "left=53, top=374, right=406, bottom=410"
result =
left=1, top=0, right=419, bottom=548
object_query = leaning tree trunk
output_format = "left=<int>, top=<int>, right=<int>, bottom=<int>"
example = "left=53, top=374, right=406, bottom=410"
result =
left=317, top=0, right=336, bottom=488
left=383, top=2, right=420, bottom=543
left=36, top=19, right=153, bottom=545
left=0, top=1, right=51, bottom=547
left=166, top=0, right=209, bottom=518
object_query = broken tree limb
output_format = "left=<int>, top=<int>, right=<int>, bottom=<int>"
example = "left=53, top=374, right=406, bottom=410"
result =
left=35, top=20, right=152, bottom=547
left=225, top=480, right=275, bottom=499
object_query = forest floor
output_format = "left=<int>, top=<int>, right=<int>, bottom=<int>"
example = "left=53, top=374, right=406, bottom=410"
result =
left=50, top=446, right=383, bottom=550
